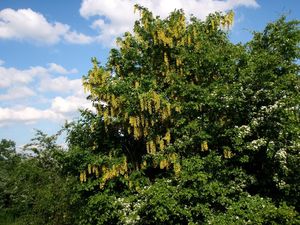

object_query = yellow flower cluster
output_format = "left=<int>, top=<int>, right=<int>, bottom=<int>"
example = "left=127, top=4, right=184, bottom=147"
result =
left=187, top=34, right=192, bottom=46
left=102, top=110, right=110, bottom=127
left=111, top=94, right=118, bottom=109
left=88, top=164, right=91, bottom=174
left=152, top=12, right=186, bottom=48
left=135, top=81, right=140, bottom=89
left=80, top=154, right=182, bottom=189
left=139, top=91, right=167, bottom=115
left=201, top=141, right=209, bottom=151
left=153, top=153, right=181, bottom=175
left=164, top=52, right=169, bottom=67
left=84, top=164, right=100, bottom=177
left=100, top=157, right=128, bottom=189
left=175, top=105, right=182, bottom=113
left=159, top=158, right=169, bottom=169
left=141, top=160, right=147, bottom=169
left=129, top=116, right=144, bottom=139
left=79, top=171, right=87, bottom=183
left=208, top=11, right=235, bottom=31
left=79, top=157, right=129, bottom=190
left=174, top=162, right=181, bottom=176
left=146, top=140, right=156, bottom=154
left=131, top=90, right=172, bottom=152
left=157, top=29, right=173, bottom=47
left=145, top=129, right=171, bottom=154
left=164, top=129, right=171, bottom=144
left=222, top=11, right=235, bottom=29
left=223, top=148, right=235, bottom=159
left=176, top=58, right=182, bottom=67
left=93, top=165, right=99, bottom=177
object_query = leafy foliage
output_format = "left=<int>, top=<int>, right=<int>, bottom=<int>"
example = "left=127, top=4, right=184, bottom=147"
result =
left=0, top=132, right=77, bottom=225
left=1, top=5, right=299, bottom=225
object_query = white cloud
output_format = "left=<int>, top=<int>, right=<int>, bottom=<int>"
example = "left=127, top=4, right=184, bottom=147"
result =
left=0, top=92, right=93, bottom=126
left=0, top=86, right=35, bottom=101
left=39, top=77, right=82, bottom=93
left=51, top=95, right=93, bottom=114
left=0, top=66, right=47, bottom=88
left=64, top=31, right=94, bottom=44
left=0, top=106, right=65, bottom=126
left=0, top=8, right=67, bottom=44
left=0, top=63, right=77, bottom=88
left=48, top=63, right=78, bottom=74
left=0, top=8, right=93, bottom=44
left=0, top=61, right=94, bottom=126
left=80, top=0, right=259, bottom=45
left=0, top=59, right=4, bottom=66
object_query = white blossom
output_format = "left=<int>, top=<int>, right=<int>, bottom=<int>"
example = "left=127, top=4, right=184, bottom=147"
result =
left=247, top=138, right=267, bottom=150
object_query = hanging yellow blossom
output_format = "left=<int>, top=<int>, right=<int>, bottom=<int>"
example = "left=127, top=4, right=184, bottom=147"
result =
left=159, top=139, right=165, bottom=151
left=174, top=162, right=181, bottom=176
left=164, top=129, right=171, bottom=144
left=88, top=164, right=92, bottom=174
left=141, top=160, right=147, bottom=169
left=201, top=141, right=209, bottom=151
left=149, top=140, right=156, bottom=154
left=224, top=148, right=235, bottom=159
left=164, top=52, right=169, bottom=66
left=79, top=172, right=84, bottom=183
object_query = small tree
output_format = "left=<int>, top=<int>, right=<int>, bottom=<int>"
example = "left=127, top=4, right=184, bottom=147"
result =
left=80, top=5, right=237, bottom=184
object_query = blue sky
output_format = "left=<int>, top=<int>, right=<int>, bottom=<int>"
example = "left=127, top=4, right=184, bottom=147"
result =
left=0, top=0, right=299, bottom=147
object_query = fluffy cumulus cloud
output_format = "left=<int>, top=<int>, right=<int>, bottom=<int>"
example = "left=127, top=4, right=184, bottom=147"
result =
left=0, top=86, right=35, bottom=101
left=0, top=63, right=93, bottom=126
left=64, top=31, right=94, bottom=44
left=0, top=8, right=93, bottom=44
left=51, top=95, right=94, bottom=114
left=0, top=65, right=48, bottom=88
left=0, top=107, right=65, bottom=125
left=0, top=1, right=258, bottom=46
left=80, top=0, right=259, bottom=45
left=0, top=94, right=93, bottom=127
left=48, top=63, right=78, bottom=74
left=39, top=77, right=82, bottom=93
left=0, top=63, right=77, bottom=88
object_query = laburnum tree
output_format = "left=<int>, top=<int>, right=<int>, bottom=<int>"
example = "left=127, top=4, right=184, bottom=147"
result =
left=64, top=5, right=300, bottom=224
left=80, top=5, right=236, bottom=183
